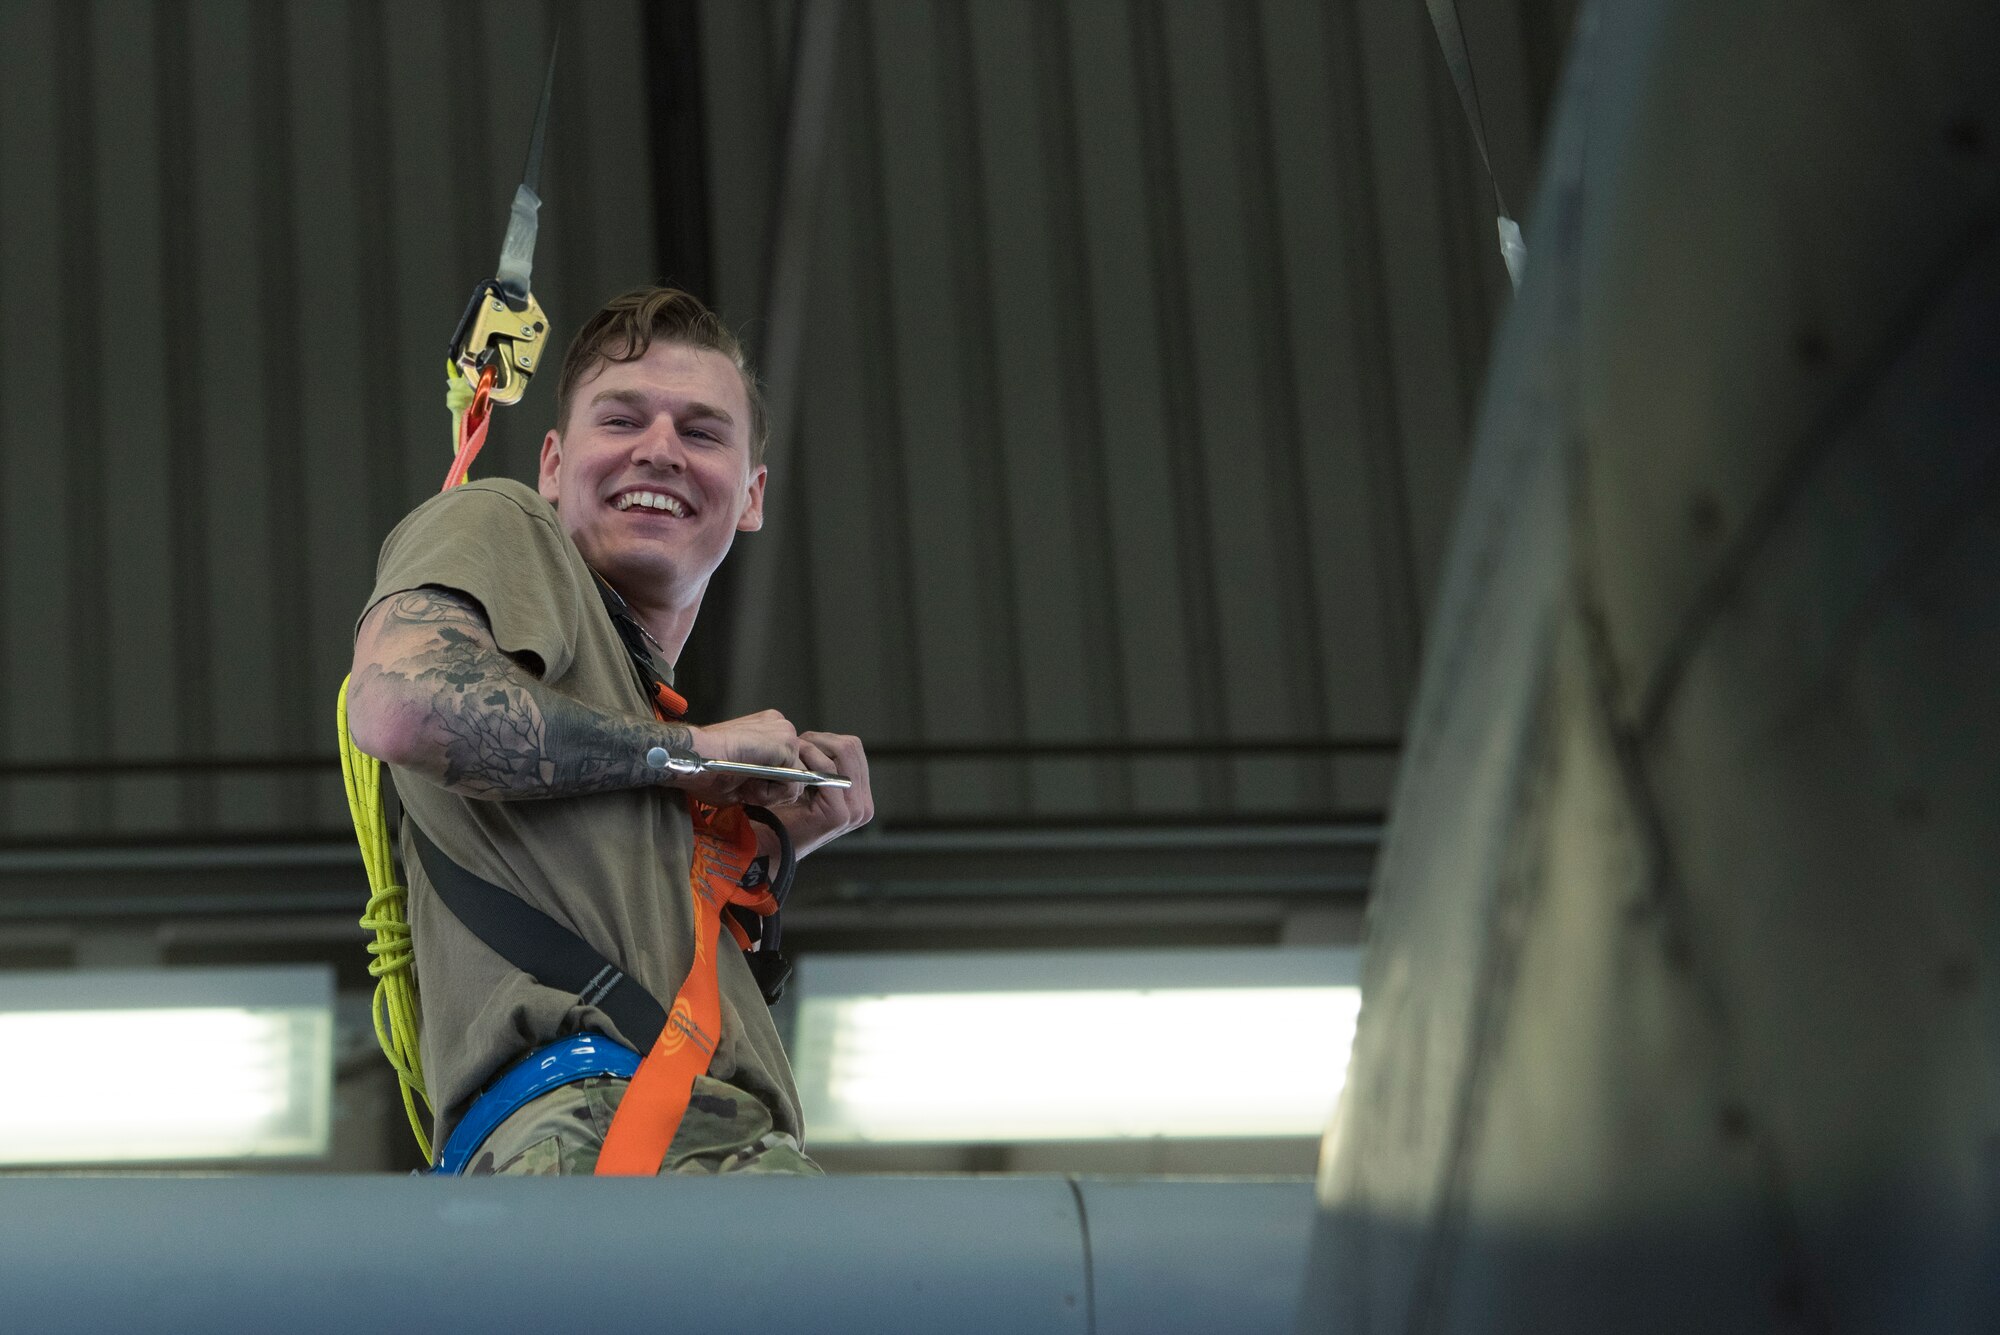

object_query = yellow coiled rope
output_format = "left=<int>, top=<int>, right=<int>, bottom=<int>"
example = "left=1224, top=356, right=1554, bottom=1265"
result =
left=337, top=370, right=481, bottom=1161
left=339, top=677, right=432, bottom=1162
left=445, top=356, right=477, bottom=433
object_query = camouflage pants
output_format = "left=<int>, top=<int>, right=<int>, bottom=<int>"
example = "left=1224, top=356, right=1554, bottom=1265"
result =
left=463, top=1073, right=823, bottom=1177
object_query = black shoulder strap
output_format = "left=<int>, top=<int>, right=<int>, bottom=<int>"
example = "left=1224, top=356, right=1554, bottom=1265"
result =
left=408, top=819, right=668, bottom=1051
left=590, top=569, right=677, bottom=713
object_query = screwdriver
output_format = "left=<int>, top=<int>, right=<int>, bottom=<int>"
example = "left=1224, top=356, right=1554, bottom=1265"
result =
left=645, top=748, right=852, bottom=789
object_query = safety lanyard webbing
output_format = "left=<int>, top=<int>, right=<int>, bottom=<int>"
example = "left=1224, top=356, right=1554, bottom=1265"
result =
left=1420, top=0, right=1526, bottom=289
left=593, top=699, right=779, bottom=1176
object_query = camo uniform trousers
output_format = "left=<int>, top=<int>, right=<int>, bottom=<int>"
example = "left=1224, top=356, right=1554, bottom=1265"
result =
left=463, top=1074, right=823, bottom=1177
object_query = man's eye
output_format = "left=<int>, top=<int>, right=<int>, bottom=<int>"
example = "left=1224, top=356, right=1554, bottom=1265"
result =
left=603, top=416, right=637, bottom=428
left=686, top=428, right=717, bottom=443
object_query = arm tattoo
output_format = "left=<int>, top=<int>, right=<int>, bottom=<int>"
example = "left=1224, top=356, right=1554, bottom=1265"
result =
left=355, top=589, right=691, bottom=800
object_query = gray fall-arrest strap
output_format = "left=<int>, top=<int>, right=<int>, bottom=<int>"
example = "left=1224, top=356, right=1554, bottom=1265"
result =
left=1423, top=0, right=1528, bottom=289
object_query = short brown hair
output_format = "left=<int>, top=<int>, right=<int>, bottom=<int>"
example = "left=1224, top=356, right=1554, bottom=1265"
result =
left=551, top=286, right=769, bottom=464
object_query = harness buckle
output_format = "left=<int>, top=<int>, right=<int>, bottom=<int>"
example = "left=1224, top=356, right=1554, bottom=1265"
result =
left=447, top=277, right=551, bottom=406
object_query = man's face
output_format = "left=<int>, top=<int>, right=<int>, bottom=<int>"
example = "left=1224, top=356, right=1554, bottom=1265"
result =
left=537, top=340, right=765, bottom=606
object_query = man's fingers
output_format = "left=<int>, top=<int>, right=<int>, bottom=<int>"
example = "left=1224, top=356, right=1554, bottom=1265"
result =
left=799, top=738, right=840, bottom=778
left=735, top=778, right=803, bottom=808
left=794, top=750, right=864, bottom=835
left=801, top=732, right=873, bottom=826
left=799, top=739, right=864, bottom=819
left=801, top=731, right=865, bottom=778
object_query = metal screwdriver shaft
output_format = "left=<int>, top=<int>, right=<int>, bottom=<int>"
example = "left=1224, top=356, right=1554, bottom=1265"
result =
left=644, top=747, right=852, bottom=788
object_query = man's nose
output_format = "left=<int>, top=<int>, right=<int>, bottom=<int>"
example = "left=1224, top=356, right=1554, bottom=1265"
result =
left=630, top=420, right=689, bottom=469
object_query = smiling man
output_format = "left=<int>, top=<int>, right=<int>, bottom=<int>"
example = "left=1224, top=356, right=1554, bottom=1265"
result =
left=346, top=287, right=872, bottom=1176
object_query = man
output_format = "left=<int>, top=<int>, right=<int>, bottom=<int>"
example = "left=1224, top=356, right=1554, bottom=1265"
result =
left=346, top=286, right=872, bottom=1175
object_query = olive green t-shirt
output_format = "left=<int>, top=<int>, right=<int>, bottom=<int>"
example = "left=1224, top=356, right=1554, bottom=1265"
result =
left=362, top=478, right=803, bottom=1151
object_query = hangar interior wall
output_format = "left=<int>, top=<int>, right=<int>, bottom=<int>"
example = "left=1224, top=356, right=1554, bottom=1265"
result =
left=0, top=0, right=1555, bottom=851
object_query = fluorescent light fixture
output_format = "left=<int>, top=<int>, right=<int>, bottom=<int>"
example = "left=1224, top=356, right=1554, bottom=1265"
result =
left=0, top=965, right=333, bottom=1166
left=793, top=948, right=1361, bottom=1144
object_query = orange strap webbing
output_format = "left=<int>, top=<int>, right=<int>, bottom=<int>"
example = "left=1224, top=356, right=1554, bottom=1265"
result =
left=442, top=364, right=496, bottom=493
left=593, top=691, right=778, bottom=1176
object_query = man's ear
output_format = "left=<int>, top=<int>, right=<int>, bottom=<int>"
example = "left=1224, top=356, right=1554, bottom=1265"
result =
left=536, top=430, right=563, bottom=504
left=736, top=465, right=768, bottom=532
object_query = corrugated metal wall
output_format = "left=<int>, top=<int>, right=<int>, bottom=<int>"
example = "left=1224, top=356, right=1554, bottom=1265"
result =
left=693, top=0, right=1518, bottom=825
left=0, top=0, right=1539, bottom=846
left=0, top=0, right=657, bottom=842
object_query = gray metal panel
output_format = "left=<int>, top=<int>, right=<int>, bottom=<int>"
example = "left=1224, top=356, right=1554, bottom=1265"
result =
left=1161, top=0, right=1319, bottom=811
left=1303, top=0, right=2000, bottom=1329
left=0, top=1176, right=1313, bottom=1334
left=1082, top=1177, right=1318, bottom=1335
left=0, top=0, right=80, bottom=838
left=190, top=0, right=279, bottom=834
left=1063, top=0, right=1206, bottom=813
left=800, top=944, right=1361, bottom=995
left=794, top=73, right=923, bottom=808
left=94, top=1, right=180, bottom=837
left=55, top=3, right=110, bottom=838
left=0, top=961, right=330, bottom=1011
left=1264, top=0, right=1416, bottom=738
left=955, top=0, right=1068, bottom=816
left=291, top=0, right=378, bottom=836
left=1352, top=0, right=1501, bottom=614
left=3, top=1176, right=1085, bottom=1334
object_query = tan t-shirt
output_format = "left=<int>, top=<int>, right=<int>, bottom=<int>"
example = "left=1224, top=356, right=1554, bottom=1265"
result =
left=362, top=478, right=803, bottom=1150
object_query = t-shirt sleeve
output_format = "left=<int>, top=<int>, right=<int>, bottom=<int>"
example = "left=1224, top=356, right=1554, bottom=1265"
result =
left=361, top=481, right=581, bottom=683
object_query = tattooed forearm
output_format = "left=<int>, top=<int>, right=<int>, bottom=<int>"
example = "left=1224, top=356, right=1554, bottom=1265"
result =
left=351, top=589, right=691, bottom=800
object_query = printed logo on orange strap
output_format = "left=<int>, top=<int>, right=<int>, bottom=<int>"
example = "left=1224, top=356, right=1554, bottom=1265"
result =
left=657, top=997, right=716, bottom=1059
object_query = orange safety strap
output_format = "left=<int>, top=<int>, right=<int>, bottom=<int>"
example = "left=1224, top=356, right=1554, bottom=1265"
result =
left=592, top=690, right=778, bottom=1176
left=652, top=681, right=688, bottom=721
left=441, top=365, right=497, bottom=492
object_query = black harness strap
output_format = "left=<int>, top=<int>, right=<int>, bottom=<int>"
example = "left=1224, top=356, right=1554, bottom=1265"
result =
left=1423, top=0, right=1509, bottom=219
left=590, top=570, right=680, bottom=715
left=409, top=820, right=669, bottom=1052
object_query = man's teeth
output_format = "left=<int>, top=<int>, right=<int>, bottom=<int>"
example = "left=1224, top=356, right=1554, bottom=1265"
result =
left=614, top=491, right=687, bottom=517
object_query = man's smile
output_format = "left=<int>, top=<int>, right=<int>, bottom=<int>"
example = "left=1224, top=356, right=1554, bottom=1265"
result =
left=609, top=487, right=694, bottom=518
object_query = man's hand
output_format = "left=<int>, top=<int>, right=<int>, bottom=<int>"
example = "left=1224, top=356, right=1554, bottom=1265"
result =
left=770, top=731, right=874, bottom=859
left=681, top=711, right=809, bottom=808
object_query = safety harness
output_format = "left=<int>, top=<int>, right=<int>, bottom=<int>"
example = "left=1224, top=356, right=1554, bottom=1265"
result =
left=339, top=38, right=793, bottom=1175
left=405, top=699, right=794, bottom=1176
left=382, top=573, right=796, bottom=1177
